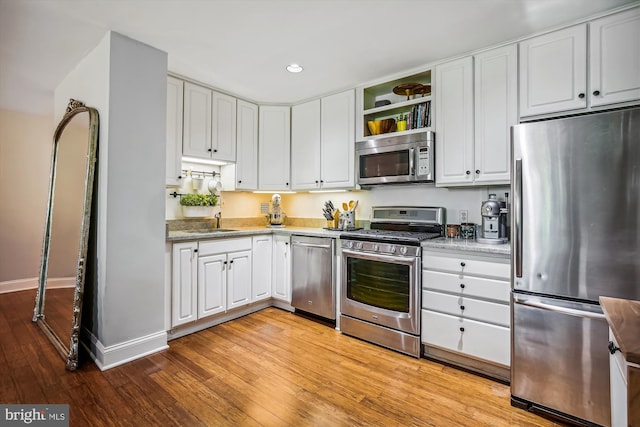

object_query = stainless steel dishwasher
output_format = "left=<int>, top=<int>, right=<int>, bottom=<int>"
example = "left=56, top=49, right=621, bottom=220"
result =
left=291, top=235, right=335, bottom=320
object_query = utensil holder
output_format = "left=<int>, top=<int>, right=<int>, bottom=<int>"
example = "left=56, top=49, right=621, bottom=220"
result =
left=342, top=211, right=355, bottom=230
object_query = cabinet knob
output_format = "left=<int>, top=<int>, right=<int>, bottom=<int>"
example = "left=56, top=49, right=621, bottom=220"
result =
left=213, top=149, right=218, bottom=153
left=459, top=327, right=465, bottom=332
left=285, top=242, right=289, bottom=245
left=238, top=180, right=242, bottom=184
left=208, top=148, right=212, bottom=152
left=460, top=262, right=466, bottom=267
left=223, top=261, right=227, bottom=264
left=460, top=305, right=465, bottom=311
left=608, top=341, right=620, bottom=354
left=194, top=249, right=198, bottom=253
left=593, top=90, right=600, bottom=96
left=320, top=180, right=324, bottom=183
left=178, top=175, right=182, bottom=179
left=460, top=283, right=465, bottom=289
left=475, top=170, right=480, bottom=175
left=578, top=93, right=585, bottom=99
left=315, top=180, right=319, bottom=184
left=286, top=182, right=289, bottom=186
left=229, top=260, right=234, bottom=264
left=466, top=170, right=471, bottom=175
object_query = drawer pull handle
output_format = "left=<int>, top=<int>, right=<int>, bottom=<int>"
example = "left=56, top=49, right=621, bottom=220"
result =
left=459, top=327, right=465, bottom=332
left=460, top=284, right=465, bottom=289
left=460, top=305, right=465, bottom=311
left=460, top=262, right=466, bottom=267
left=608, top=341, right=620, bottom=355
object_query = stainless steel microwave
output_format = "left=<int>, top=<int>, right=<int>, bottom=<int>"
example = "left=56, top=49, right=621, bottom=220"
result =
left=356, top=131, right=434, bottom=187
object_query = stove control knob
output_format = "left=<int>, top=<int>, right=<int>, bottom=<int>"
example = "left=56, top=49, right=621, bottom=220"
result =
left=355, top=242, right=363, bottom=249
left=345, top=241, right=353, bottom=249
left=389, top=245, right=396, bottom=253
left=372, top=244, right=379, bottom=252
left=400, top=246, right=408, bottom=255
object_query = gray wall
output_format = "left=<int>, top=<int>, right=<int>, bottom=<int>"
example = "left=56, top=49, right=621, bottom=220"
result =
left=54, top=31, right=167, bottom=357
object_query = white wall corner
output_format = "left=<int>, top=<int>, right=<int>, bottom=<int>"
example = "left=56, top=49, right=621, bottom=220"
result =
left=82, top=327, right=168, bottom=371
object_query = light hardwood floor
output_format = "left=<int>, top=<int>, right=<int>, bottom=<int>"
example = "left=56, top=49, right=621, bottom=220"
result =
left=0, top=290, right=566, bottom=426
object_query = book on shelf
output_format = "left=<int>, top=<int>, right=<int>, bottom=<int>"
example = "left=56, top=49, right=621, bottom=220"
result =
left=406, top=101, right=431, bottom=130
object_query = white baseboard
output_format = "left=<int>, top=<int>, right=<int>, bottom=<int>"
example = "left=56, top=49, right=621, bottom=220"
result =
left=0, top=278, right=38, bottom=294
left=83, top=328, right=168, bottom=371
left=0, top=277, right=75, bottom=294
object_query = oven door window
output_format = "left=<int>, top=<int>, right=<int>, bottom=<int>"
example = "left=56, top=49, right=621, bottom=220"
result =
left=346, top=257, right=410, bottom=312
left=359, top=150, right=410, bottom=178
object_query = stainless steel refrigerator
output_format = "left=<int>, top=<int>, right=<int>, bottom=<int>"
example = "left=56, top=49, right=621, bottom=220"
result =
left=511, top=107, right=640, bottom=427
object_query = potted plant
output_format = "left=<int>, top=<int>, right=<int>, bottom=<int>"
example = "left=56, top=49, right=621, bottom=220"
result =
left=180, top=193, right=218, bottom=218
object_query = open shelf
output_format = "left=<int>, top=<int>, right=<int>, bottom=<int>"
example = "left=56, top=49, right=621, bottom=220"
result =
left=359, top=68, right=432, bottom=140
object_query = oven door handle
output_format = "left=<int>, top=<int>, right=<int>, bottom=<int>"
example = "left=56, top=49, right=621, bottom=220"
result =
left=342, top=248, right=418, bottom=263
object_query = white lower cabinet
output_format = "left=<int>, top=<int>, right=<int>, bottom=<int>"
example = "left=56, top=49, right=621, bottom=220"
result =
left=198, top=253, right=227, bottom=318
left=171, top=238, right=253, bottom=328
left=251, top=235, right=272, bottom=302
left=225, top=250, right=252, bottom=310
left=172, top=241, right=198, bottom=327
left=272, top=234, right=291, bottom=302
left=421, top=250, right=510, bottom=371
left=421, top=311, right=510, bottom=366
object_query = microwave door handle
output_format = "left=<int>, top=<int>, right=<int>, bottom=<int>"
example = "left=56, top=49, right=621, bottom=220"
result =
left=409, top=148, right=415, bottom=175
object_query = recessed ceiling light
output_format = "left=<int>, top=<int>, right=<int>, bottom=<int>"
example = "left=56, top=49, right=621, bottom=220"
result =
left=286, top=63, right=303, bottom=73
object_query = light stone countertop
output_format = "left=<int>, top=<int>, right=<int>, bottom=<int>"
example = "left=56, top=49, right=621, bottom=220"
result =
left=167, top=226, right=511, bottom=256
left=166, top=226, right=344, bottom=242
left=421, top=237, right=511, bottom=256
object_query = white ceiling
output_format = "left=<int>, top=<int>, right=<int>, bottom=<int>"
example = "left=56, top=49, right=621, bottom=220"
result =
left=1, top=0, right=638, bottom=115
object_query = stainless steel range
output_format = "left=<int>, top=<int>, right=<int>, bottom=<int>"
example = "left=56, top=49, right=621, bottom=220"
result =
left=340, top=206, right=445, bottom=357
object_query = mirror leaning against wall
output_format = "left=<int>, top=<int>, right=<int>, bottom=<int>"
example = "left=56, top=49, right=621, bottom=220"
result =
left=32, top=99, right=99, bottom=371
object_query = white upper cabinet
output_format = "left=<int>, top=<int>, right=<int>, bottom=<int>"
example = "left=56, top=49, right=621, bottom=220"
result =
left=520, top=7, right=640, bottom=118
left=166, top=76, right=183, bottom=187
left=235, top=100, right=259, bottom=190
left=291, top=99, right=321, bottom=190
left=258, top=106, right=291, bottom=191
left=182, top=81, right=238, bottom=162
left=435, top=56, right=475, bottom=186
left=291, top=90, right=355, bottom=190
left=473, top=44, right=517, bottom=185
left=211, top=91, right=237, bottom=162
left=519, top=25, right=588, bottom=117
left=589, top=7, right=640, bottom=107
left=320, top=90, right=355, bottom=189
left=183, top=82, right=213, bottom=158
left=436, top=46, right=516, bottom=187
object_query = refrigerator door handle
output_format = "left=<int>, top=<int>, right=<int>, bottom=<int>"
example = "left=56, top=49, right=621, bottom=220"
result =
left=514, top=158, right=523, bottom=278
left=513, top=295, right=606, bottom=320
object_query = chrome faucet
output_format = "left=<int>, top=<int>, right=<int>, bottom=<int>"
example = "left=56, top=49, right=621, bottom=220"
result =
left=214, top=212, right=221, bottom=229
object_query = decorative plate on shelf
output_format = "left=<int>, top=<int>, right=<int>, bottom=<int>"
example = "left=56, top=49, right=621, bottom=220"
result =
left=393, top=83, right=422, bottom=100
left=413, top=84, right=431, bottom=97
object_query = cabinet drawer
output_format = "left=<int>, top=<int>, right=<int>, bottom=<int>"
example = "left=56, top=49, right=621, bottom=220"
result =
left=422, top=252, right=510, bottom=280
left=421, top=309, right=510, bottom=367
left=199, top=237, right=252, bottom=256
left=422, top=290, right=510, bottom=327
left=422, top=270, right=510, bottom=303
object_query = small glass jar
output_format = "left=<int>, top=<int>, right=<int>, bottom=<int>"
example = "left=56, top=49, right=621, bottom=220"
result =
left=446, top=224, right=460, bottom=238
left=460, top=223, right=476, bottom=240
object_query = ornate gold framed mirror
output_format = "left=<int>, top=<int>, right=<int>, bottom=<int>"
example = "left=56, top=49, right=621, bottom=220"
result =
left=33, top=99, right=99, bottom=371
